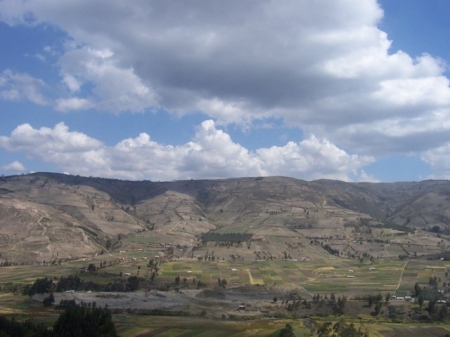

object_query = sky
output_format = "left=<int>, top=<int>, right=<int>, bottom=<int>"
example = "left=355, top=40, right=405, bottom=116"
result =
left=1, top=0, right=450, bottom=183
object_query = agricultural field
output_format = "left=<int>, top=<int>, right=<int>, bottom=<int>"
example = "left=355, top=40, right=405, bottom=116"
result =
left=4, top=175, right=450, bottom=334
left=0, top=250, right=450, bottom=336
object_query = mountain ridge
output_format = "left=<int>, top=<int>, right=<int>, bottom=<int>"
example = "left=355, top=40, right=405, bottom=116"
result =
left=1, top=172, right=450, bottom=262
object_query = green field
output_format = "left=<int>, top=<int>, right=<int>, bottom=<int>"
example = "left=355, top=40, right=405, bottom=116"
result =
left=116, top=316, right=313, bottom=337
left=1, top=256, right=447, bottom=296
left=1, top=254, right=450, bottom=336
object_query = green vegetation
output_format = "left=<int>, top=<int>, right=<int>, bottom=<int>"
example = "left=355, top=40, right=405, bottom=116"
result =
left=200, top=232, right=252, bottom=243
left=0, top=305, right=117, bottom=337
left=374, top=222, right=415, bottom=234
left=2, top=255, right=450, bottom=336
left=53, top=305, right=117, bottom=337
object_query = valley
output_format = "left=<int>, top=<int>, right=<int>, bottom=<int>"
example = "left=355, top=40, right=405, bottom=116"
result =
left=2, top=173, right=450, bottom=335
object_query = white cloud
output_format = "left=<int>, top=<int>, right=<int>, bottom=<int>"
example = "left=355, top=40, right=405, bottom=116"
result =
left=55, top=97, right=93, bottom=111
left=177, top=120, right=265, bottom=179
left=0, top=122, right=103, bottom=155
left=61, top=74, right=82, bottom=92
left=421, top=144, right=450, bottom=179
left=1, top=0, right=450, bottom=166
left=257, top=136, right=374, bottom=181
left=0, top=121, right=372, bottom=181
left=0, top=69, right=47, bottom=105
left=358, top=170, right=380, bottom=183
left=1, top=161, right=26, bottom=172
left=56, top=46, right=158, bottom=113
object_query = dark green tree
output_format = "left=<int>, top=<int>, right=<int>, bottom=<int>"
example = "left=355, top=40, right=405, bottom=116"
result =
left=26, top=277, right=53, bottom=296
left=337, top=296, right=347, bottom=314
left=428, top=299, right=436, bottom=314
left=368, top=295, right=373, bottom=307
left=439, top=304, right=448, bottom=321
left=221, top=278, right=227, bottom=288
left=87, top=263, right=97, bottom=272
left=43, top=292, right=55, bottom=307
left=0, top=316, right=51, bottom=337
left=418, top=294, right=424, bottom=310
left=278, top=323, right=295, bottom=337
left=127, top=276, right=139, bottom=291
left=330, top=293, right=336, bottom=302
left=414, top=282, right=421, bottom=296
left=374, top=302, right=383, bottom=316
left=53, top=305, right=117, bottom=337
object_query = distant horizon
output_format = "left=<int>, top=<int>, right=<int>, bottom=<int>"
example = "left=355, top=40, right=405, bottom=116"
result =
left=3, top=170, right=448, bottom=185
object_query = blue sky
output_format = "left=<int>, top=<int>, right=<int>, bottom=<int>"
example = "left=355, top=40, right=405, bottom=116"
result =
left=1, top=0, right=450, bottom=182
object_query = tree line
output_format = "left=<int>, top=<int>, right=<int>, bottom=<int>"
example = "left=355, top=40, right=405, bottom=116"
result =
left=0, top=304, right=117, bottom=337
left=24, top=275, right=140, bottom=296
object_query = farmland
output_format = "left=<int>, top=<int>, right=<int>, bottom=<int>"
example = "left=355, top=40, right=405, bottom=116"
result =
left=3, top=173, right=450, bottom=335
left=1, top=251, right=450, bottom=336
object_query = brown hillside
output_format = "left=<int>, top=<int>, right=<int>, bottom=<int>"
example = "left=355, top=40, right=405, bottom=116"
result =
left=1, top=173, right=450, bottom=262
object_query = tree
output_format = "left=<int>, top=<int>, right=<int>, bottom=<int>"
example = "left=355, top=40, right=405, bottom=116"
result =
left=316, top=321, right=332, bottom=336
left=337, top=296, right=347, bottom=314
left=428, top=299, right=436, bottom=314
left=0, top=316, right=50, bottom=336
left=56, top=275, right=82, bottom=292
left=332, top=318, right=367, bottom=337
left=368, top=295, right=374, bottom=307
left=53, top=305, right=117, bottom=337
left=374, top=302, right=383, bottom=316
left=330, top=293, right=336, bottom=302
left=43, top=292, right=55, bottom=307
left=439, top=304, right=448, bottom=321
left=414, top=282, right=422, bottom=296
left=278, top=323, right=295, bottom=337
left=418, top=294, right=424, bottom=310
left=127, top=276, right=139, bottom=291
left=27, top=277, right=53, bottom=296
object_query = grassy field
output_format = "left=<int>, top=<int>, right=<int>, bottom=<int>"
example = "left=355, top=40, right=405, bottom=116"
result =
left=1, top=255, right=448, bottom=296
left=116, top=316, right=312, bottom=337
left=113, top=315, right=450, bottom=337
left=1, top=254, right=450, bottom=336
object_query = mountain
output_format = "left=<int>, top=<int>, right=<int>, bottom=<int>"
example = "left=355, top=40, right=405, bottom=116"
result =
left=1, top=172, right=450, bottom=262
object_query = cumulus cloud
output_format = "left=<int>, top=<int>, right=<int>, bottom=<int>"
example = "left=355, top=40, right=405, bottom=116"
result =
left=0, top=122, right=103, bottom=156
left=257, top=136, right=374, bottom=181
left=0, top=121, right=372, bottom=181
left=1, top=161, right=26, bottom=172
left=421, top=144, right=450, bottom=179
left=2, top=0, right=450, bottom=174
left=57, top=47, right=158, bottom=113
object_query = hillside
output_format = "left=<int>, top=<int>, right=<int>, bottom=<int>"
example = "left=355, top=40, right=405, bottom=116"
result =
left=1, top=173, right=450, bottom=262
